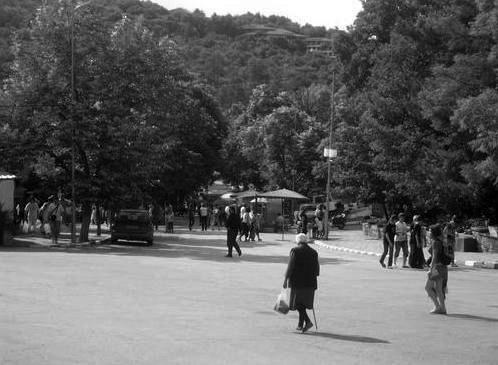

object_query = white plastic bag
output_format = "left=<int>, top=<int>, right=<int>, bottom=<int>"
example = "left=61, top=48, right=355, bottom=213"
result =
left=273, top=289, right=290, bottom=315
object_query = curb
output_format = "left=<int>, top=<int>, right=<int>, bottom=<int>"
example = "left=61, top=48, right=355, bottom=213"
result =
left=315, top=240, right=498, bottom=270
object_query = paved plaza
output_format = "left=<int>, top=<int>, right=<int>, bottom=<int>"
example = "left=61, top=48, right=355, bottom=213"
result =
left=1, top=225, right=498, bottom=364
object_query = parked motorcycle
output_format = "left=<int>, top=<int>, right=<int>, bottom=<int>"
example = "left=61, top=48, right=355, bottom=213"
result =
left=330, top=210, right=348, bottom=229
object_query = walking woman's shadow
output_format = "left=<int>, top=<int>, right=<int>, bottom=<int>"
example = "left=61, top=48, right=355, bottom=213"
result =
left=301, top=331, right=390, bottom=344
left=446, top=313, right=498, bottom=323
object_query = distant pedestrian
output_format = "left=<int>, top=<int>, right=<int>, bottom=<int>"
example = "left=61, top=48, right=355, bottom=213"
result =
left=443, top=215, right=458, bottom=267
left=253, top=212, right=263, bottom=242
left=188, top=203, right=195, bottom=231
left=47, top=196, right=64, bottom=246
left=39, top=199, right=50, bottom=235
left=394, top=213, right=409, bottom=268
left=90, top=205, right=97, bottom=225
left=199, top=203, right=208, bottom=231
left=425, top=224, right=449, bottom=314
left=380, top=215, right=396, bottom=268
left=314, top=205, right=325, bottom=239
left=283, top=233, right=320, bottom=333
left=166, top=209, right=174, bottom=233
left=239, top=206, right=250, bottom=241
left=212, top=206, right=220, bottom=230
left=298, top=206, right=308, bottom=235
left=24, top=197, right=40, bottom=233
left=409, top=215, right=425, bottom=269
left=164, top=204, right=174, bottom=233
left=225, top=206, right=241, bottom=257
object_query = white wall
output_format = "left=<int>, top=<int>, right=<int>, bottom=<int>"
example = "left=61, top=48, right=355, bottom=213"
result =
left=0, top=180, right=15, bottom=219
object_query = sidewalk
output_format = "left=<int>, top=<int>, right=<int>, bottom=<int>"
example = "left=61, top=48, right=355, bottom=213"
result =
left=8, top=224, right=111, bottom=248
left=7, top=224, right=498, bottom=269
left=316, top=229, right=498, bottom=269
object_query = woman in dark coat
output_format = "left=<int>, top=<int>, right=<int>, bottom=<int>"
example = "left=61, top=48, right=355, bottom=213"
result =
left=225, top=206, right=242, bottom=257
left=283, top=233, right=320, bottom=333
left=409, top=215, right=425, bottom=269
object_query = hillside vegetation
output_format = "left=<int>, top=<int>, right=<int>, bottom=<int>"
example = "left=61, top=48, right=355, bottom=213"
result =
left=1, top=0, right=498, bottom=224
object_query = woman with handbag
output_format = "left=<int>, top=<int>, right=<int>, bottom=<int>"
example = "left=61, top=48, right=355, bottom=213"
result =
left=425, top=224, right=448, bottom=314
left=283, top=233, right=320, bottom=333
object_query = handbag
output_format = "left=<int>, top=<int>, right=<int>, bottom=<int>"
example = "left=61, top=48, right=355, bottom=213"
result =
left=428, top=266, right=440, bottom=280
left=273, top=289, right=290, bottom=315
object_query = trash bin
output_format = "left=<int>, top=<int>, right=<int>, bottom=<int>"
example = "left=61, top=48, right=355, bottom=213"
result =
left=455, top=234, right=478, bottom=252
left=362, top=223, right=369, bottom=235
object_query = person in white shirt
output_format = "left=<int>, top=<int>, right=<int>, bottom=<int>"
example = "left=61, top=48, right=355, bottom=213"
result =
left=394, top=213, right=409, bottom=268
left=199, top=203, right=208, bottom=231
left=24, top=197, right=40, bottom=233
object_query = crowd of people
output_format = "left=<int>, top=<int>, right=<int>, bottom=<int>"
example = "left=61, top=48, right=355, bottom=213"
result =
left=379, top=213, right=458, bottom=270
left=294, top=204, right=326, bottom=239
left=15, top=194, right=68, bottom=246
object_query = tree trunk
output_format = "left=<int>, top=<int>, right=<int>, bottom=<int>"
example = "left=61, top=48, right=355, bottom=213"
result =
left=96, top=203, right=101, bottom=236
left=79, top=201, right=91, bottom=242
left=382, top=201, right=389, bottom=220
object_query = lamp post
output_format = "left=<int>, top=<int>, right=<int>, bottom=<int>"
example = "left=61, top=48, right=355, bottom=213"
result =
left=324, top=65, right=336, bottom=240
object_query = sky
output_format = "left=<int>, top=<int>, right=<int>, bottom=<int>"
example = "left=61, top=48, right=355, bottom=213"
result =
left=154, top=0, right=363, bottom=29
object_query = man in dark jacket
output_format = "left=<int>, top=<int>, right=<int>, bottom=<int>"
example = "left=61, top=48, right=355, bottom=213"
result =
left=225, top=206, right=242, bottom=257
left=283, top=233, right=320, bottom=333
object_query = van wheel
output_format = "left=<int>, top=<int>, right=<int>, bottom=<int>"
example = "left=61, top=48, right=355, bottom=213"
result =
left=146, top=240, right=153, bottom=246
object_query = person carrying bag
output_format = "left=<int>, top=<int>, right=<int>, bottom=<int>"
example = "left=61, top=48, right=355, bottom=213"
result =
left=282, top=233, right=320, bottom=333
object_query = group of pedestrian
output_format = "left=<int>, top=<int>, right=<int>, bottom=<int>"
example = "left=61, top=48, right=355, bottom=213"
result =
left=379, top=213, right=457, bottom=270
left=187, top=203, right=227, bottom=232
left=223, top=205, right=263, bottom=257
left=295, top=205, right=326, bottom=240
left=16, top=195, right=67, bottom=246
left=376, top=212, right=458, bottom=316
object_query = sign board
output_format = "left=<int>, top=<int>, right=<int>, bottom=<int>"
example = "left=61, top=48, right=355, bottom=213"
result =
left=323, top=148, right=337, bottom=158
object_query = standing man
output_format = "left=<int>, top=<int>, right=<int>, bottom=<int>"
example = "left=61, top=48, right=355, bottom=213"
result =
left=24, top=197, right=40, bottom=233
left=394, top=213, right=409, bottom=268
left=380, top=215, right=396, bottom=268
left=199, top=203, right=208, bottom=231
left=443, top=215, right=458, bottom=267
left=225, top=206, right=241, bottom=257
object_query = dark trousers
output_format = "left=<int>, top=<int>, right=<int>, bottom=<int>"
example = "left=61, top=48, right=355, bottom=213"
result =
left=380, top=240, right=393, bottom=267
left=227, top=228, right=241, bottom=256
left=200, top=216, right=208, bottom=231
left=394, top=240, right=408, bottom=259
left=188, top=216, right=195, bottom=230
left=240, top=223, right=249, bottom=240
left=297, top=304, right=311, bottom=327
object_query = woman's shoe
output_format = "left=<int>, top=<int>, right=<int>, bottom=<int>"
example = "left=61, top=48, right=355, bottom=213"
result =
left=379, top=261, right=386, bottom=268
left=302, top=322, right=313, bottom=333
left=296, top=326, right=303, bottom=331
left=225, top=254, right=232, bottom=257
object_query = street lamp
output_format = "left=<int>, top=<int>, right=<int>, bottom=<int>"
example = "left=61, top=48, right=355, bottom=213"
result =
left=324, top=60, right=337, bottom=241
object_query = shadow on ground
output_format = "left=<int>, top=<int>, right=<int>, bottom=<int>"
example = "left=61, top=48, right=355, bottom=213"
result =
left=301, top=331, right=390, bottom=344
left=447, top=313, right=498, bottom=323
left=4, top=230, right=351, bottom=266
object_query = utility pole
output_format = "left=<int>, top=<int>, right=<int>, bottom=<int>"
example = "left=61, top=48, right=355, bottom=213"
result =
left=70, top=2, right=76, bottom=245
left=324, top=68, right=335, bottom=240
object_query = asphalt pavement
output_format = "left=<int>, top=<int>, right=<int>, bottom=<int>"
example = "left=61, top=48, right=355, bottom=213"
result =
left=1, top=223, right=497, bottom=364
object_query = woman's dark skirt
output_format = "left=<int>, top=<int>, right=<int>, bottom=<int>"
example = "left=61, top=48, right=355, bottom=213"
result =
left=289, top=287, right=315, bottom=310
